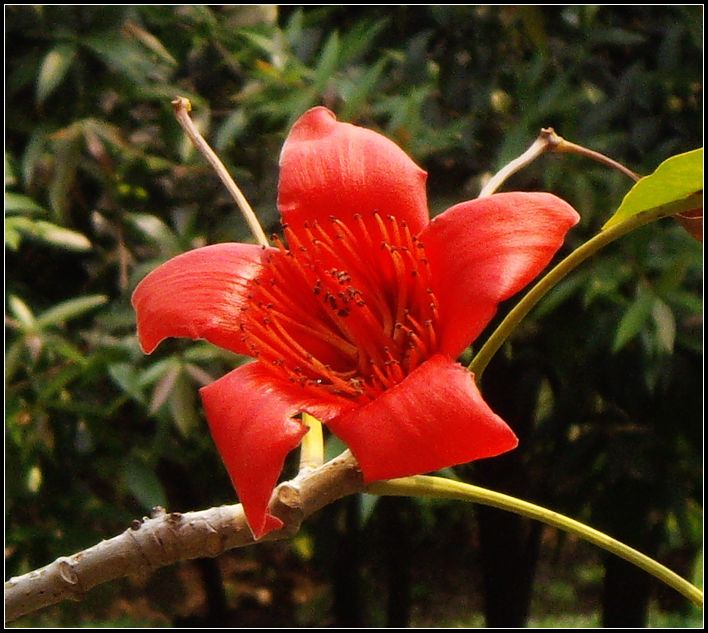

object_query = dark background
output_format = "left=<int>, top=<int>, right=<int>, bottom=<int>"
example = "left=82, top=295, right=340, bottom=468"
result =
left=6, top=6, right=702, bottom=627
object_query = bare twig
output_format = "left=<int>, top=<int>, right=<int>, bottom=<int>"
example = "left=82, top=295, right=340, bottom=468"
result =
left=4, top=451, right=363, bottom=623
left=171, top=97, right=270, bottom=248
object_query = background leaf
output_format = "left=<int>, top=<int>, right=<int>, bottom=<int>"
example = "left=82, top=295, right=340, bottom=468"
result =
left=36, top=43, right=77, bottom=104
left=122, top=456, right=167, bottom=511
left=35, top=295, right=108, bottom=329
left=612, top=287, right=655, bottom=353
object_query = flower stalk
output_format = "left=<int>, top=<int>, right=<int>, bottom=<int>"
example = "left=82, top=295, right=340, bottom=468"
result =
left=367, top=475, right=703, bottom=607
left=479, top=127, right=640, bottom=198
left=468, top=192, right=703, bottom=379
left=171, top=97, right=270, bottom=248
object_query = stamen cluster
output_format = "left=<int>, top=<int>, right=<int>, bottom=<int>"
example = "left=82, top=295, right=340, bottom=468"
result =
left=238, top=213, right=441, bottom=402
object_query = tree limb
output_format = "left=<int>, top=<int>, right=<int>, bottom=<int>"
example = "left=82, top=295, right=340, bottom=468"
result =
left=4, top=451, right=363, bottom=623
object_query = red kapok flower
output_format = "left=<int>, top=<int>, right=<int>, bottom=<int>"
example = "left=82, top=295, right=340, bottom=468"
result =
left=132, top=107, right=579, bottom=538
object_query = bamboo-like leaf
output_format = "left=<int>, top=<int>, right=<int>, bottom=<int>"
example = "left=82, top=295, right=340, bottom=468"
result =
left=612, top=288, right=655, bottom=353
left=168, top=371, right=199, bottom=437
left=604, top=148, right=703, bottom=229
left=5, top=153, right=16, bottom=186
left=313, top=31, right=340, bottom=89
left=36, top=295, right=108, bottom=329
left=124, top=212, right=181, bottom=255
left=5, top=220, right=22, bottom=250
left=122, top=21, right=177, bottom=67
left=5, top=338, right=27, bottom=384
left=122, top=457, right=167, bottom=511
left=36, top=43, right=77, bottom=104
left=215, top=108, right=248, bottom=152
left=48, top=130, right=81, bottom=221
left=338, top=18, right=388, bottom=65
left=183, top=363, right=216, bottom=386
left=341, top=57, right=388, bottom=120
left=149, top=363, right=181, bottom=415
left=652, top=298, right=676, bottom=354
left=8, top=295, right=36, bottom=328
left=5, top=192, right=46, bottom=215
left=18, top=218, right=92, bottom=251
left=109, top=363, right=146, bottom=405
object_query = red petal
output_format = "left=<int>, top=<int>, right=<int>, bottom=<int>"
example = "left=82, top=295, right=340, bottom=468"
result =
left=132, top=243, right=275, bottom=355
left=278, top=107, right=429, bottom=234
left=420, top=192, right=580, bottom=357
left=325, top=354, right=518, bottom=482
left=200, top=362, right=308, bottom=539
left=200, top=362, right=356, bottom=538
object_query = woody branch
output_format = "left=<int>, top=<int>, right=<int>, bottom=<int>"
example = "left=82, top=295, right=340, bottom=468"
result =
left=4, top=451, right=363, bottom=623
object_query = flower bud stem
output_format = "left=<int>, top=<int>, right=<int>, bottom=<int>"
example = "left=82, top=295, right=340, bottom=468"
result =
left=171, top=97, right=270, bottom=248
left=468, top=193, right=702, bottom=380
left=368, top=475, right=703, bottom=607
left=479, top=127, right=640, bottom=198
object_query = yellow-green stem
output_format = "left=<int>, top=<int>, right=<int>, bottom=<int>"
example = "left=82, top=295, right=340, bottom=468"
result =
left=299, top=413, right=324, bottom=471
left=368, top=475, right=703, bottom=607
left=468, top=193, right=703, bottom=379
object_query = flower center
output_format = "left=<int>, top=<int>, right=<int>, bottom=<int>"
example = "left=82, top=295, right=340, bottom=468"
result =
left=238, top=213, right=440, bottom=403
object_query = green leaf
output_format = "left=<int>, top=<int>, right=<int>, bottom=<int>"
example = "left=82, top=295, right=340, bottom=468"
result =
left=138, top=358, right=180, bottom=388
left=4, top=192, right=46, bottom=214
left=149, top=363, right=181, bottom=415
left=612, top=288, right=655, bottom=353
left=338, top=17, right=388, bottom=65
left=109, top=363, right=146, bottom=405
left=5, top=338, right=27, bottom=383
left=8, top=295, right=36, bottom=328
left=122, top=457, right=167, bottom=511
left=359, top=492, right=381, bottom=525
left=168, top=372, right=199, bottom=437
left=48, top=128, right=81, bottom=221
left=6, top=216, right=88, bottom=250
left=5, top=222, right=21, bottom=250
left=124, top=213, right=181, bottom=255
left=5, top=152, right=16, bottom=186
left=83, top=32, right=164, bottom=84
left=651, top=298, right=676, bottom=354
left=14, top=218, right=92, bottom=251
left=215, top=108, right=248, bottom=152
left=36, top=43, right=77, bottom=104
left=36, top=295, right=108, bottom=328
left=340, top=57, right=388, bottom=120
left=314, top=31, right=341, bottom=88
left=123, top=21, right=177, bottom=67
left=603, top=148, right=703, bottom=229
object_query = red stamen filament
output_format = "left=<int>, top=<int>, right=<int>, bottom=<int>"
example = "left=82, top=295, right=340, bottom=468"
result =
left=238, top=213, right=442, bottom=402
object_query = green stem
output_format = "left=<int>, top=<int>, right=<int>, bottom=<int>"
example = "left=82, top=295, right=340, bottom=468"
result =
left=299, top=413, right=324, bottom=471
left=468, top=193, right=703, bottom=379
left=367, top=475, right=703, bottom=607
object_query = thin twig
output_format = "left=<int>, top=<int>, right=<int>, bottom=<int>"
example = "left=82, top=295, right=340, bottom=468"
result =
left=171, top=97, right=270, bottom=248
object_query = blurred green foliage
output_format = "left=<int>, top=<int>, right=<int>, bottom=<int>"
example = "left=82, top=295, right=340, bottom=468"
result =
left=5, top=5, right=702, bottom=626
